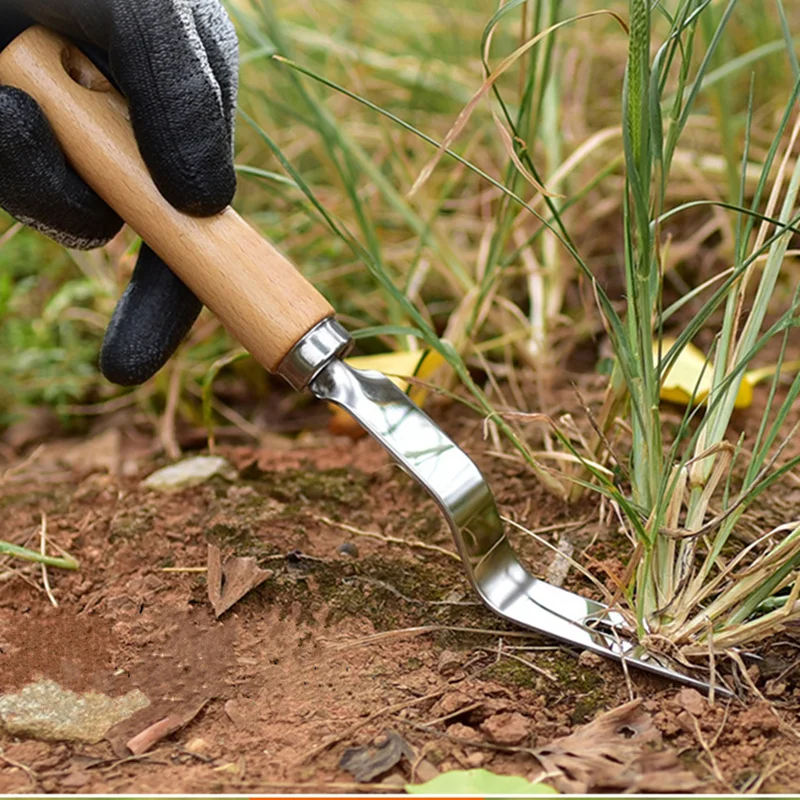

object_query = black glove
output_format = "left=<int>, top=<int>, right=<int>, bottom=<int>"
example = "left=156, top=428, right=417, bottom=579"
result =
left=0, top=0, right=239, bottom=385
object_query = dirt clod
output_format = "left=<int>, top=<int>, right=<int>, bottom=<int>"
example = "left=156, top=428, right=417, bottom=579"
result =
left=437, top=650, right=464, bottom=678
left=578, top=650, right=604, bottom=668
left=677, top=687, right=706, bottom=716
left=480, top=711, right=531, bottom=745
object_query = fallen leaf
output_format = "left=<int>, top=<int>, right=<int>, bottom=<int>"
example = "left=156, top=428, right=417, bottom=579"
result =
left=407, top=769, right=557, bottom=795
left=207, top=544, right=272, bottom=617
left=126, top=698, right=209, bottom=755
left=339, top=729, right=415, bottom=782
left=655, top=338, right=800, bottom=409
left=534, top=699, right=702, bottom=793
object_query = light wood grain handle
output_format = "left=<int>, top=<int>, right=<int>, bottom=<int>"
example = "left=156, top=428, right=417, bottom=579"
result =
left=0, top=26, right=335, bottom=372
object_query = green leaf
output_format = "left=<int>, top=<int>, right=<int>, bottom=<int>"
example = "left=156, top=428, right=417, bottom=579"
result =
left=406, top=769, right=557, bottom=796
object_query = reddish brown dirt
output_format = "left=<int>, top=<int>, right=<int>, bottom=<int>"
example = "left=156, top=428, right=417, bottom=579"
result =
left=2, top=408, right=800, bottom=794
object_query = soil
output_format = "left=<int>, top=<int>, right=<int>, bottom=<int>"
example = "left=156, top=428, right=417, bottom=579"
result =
left=2, top=398, right=800, bottom=794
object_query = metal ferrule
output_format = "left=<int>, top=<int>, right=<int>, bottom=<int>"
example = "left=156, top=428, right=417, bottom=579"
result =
left=276, top=317, right=353, bottom=391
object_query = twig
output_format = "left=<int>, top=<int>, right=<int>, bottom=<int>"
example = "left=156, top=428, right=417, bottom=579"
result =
left=689, top=714, right=732, bottom=792
left=745, top=753, right=790, bottom=793
left=39, top=513, right=58, bottom=608
left=327, top=624, right=542, bottom=650
left=0, top=221, right=22, bottom=249
left=706, top=616, right=717, bottom=705
left=315, top=515, right=459, bottom=561
left=159, top=359, right=183, bottom=460
left=0, top=444, right=44, bottom=486
left=161, top=567, right=208, bottom=573
left=0, top=748, right=38, bottom=790
left=492, top=649, right=558, bottom=683
left=422, top=701, right=484, bottom=727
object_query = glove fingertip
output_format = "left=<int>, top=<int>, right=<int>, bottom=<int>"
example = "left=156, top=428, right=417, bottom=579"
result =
left=154, top=159, right=237, bottom=217
left=100, top=246, right=203, bottom=386
left=99, top=337, right=162, bottom=387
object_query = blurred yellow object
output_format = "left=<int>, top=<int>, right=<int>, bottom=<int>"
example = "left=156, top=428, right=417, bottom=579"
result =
left=656, top=338, right=799, bottom=409
left=328, top=349, right=446, bottom=436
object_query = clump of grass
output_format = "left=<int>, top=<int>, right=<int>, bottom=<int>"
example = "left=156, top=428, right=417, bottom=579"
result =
left=553, top=0, right=800, bottom=656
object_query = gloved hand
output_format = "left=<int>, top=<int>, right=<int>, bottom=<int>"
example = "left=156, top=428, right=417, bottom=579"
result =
left=0, top=0, right=239, bottom=385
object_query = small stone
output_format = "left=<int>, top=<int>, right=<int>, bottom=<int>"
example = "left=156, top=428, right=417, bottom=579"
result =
left=415, top=759, right=440, bottom=782
left=0, top=680, right=149, bottom=743
left=142, top=456, right=235, bottom=492
left=185, top=737, right=211, bottom=756
left=765, top=679, right=787, bottom=698
left=437, top=650, right=463, bottom=677
left=337, top=542, right=359, bottom=558
left=578, top=650, right=603, bottom=668
left=380, top=774, right=407, bottom=788
left=446, top=723, right=482, bottom=743
left=480, top=712, right=531, bottom=745
left=464, top=751, right=485, bottom=768
left=677, top=687, right=706, bottom=717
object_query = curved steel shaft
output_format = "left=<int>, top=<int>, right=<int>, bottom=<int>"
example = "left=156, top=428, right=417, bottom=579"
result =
left=310, top=358, right=726, bottom=695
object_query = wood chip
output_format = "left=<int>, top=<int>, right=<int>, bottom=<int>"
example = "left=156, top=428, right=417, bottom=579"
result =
left=126, top=698, right=209, bottom=756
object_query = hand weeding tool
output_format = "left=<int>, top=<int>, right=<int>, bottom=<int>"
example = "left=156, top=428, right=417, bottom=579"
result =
left=0, top=26, right=729, bottom=696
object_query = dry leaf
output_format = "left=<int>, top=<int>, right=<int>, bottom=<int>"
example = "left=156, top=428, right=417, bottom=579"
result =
left=655, top=338, right=800, bottom=409
left=126, top=698, right=209, bottom=755
left=534, top=700, right=702, bottom=793
left=339, top=729, right=416, bottom=782
left=207, top=544, right=272, bottom=617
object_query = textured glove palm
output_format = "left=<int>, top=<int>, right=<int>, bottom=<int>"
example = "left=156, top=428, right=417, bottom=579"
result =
left=0, top=0, right=239, bottom=385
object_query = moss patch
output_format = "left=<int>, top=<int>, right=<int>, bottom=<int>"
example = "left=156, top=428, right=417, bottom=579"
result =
left=244, top=466, right=369, bottom=517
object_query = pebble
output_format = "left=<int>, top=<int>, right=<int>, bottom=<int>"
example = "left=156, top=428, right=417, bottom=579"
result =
left=437, top=650, right=463, bottom=677
left=184, top=737, right=212, bottom=756
left=337, top=542, right=359, bottom=558
left=0, top=680, right=149, bottom=744
left=142, top=456, right=235, bottom=492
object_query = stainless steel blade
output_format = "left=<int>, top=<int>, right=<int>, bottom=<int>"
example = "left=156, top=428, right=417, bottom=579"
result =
left=310, top=358, right=728, bottom=695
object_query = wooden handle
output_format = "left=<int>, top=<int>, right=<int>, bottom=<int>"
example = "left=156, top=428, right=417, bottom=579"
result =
left=0, top=26, right=334, bottom=372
